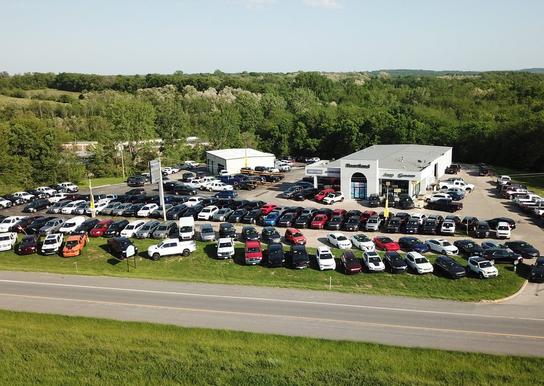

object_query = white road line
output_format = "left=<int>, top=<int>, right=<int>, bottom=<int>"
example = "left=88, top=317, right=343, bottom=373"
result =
left=2, top=292, right=544, bottom=341
left=0, top=278, right=543, bottom=322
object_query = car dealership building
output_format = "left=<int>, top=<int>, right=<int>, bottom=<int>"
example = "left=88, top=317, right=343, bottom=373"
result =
left=305, top=144, right=452, bottom=199
left=206, top=148, right=276, bottom=175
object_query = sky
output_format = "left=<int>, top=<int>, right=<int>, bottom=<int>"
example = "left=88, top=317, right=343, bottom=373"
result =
left=1, top=0, right=543, bottom=74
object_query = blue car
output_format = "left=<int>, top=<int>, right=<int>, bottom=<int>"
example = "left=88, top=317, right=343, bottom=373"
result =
left=215, top=191, right=238, bottom=199
left=398, top=237, right=430, bottom=253
left=263, top=211, right=281, bottom=226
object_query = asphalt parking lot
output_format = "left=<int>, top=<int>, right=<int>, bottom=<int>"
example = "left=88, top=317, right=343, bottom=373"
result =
left=2, top=164, right=543, bottom=255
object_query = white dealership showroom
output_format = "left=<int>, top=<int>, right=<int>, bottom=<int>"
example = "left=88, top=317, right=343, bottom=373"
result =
left=305, top=144, right=453, bottom=199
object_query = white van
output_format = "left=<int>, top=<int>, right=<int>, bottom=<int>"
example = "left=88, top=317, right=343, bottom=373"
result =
left=179, top=216, right=195, bottom=240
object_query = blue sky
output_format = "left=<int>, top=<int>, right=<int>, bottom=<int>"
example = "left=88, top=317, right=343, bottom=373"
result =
left=1, top=0, right=543, bottom=74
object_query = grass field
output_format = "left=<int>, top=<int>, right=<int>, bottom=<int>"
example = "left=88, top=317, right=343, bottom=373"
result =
left=493, top=166, right=544, bottom=196
left=86, top=176, right=126, bottom=187
left=0, top=237, right=525, bottom=301
left=0, top=310, right=542, bottom=385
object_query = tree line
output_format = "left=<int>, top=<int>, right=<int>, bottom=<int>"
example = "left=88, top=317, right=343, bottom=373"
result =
left=0, top=70, right=543, bottom=192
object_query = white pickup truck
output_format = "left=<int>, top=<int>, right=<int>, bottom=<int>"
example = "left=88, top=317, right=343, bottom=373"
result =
left=439, top=179, right=474, bottom=192
left=147, top=239, right=197, bottom=260
left=514, top=193, right=542, bottom=205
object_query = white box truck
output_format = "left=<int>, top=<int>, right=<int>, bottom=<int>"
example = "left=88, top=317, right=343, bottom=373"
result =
left=179, top=216, right=195, bottom=240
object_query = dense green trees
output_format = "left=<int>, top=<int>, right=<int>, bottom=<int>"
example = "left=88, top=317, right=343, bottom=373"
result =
left=0, top=70, right=543, bottom=192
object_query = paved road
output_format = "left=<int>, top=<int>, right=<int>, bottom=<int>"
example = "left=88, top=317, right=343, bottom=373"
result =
left=0, top=271, right=543, bottom=357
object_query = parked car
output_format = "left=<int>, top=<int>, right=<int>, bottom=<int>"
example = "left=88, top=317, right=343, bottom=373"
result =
left=228, top=209, right=248, bottom=223
left=284, top=228, right=306, bottom=245
left=23, top=199, right=50, bottom=213
left=219, top=222, right=236, bottom=239
left=362, top=250, right=385, bottom=272
left=327, top=232, right=352, bottom=249
left=529, top=257, right=544, bottom=283
left=322, top=192, right=344, bottom=205
left=494, top=222, right=511, bottom=239
left=198, top=223, right=215, bottom=242
left=289, top=244, right=309, bottom=269
left=350, top=234, right=375, bottom=251
left=467, top=256, right=498, bottom=279
left=9, top=216, right=42, bottom=233
left=487, top=217, right=516, bottom=230
left=315, top=246, right=336, bottom=271
left=148, top=239, right=196, bottom=260
left=405, top=252, right=434, bottom=274
left=0, top=232, right=17, bottom=252
left=421, top=218, right=440, bottom=235
left=482, top=249, right=523, bottom=264
left=127, top=175, right=146, bottom=187
left=107, top=237, right=138, bottom=259
left=89, top=219, right=114, bottom=237
left=267, top=243, right=285, bottom=268
left=240, top=225, right=260, bottom=242
left=152, top=221, right=178, bottom=239
left=40, top=233, right=63, bottom=255
left=453, top=239, right=485, bottom=256
left=61, top=233, right=88, bottom=257
left=398, top=237, right=429, bottom=253
left=314, top=188, right=335, bottom=202
left=59, top=216, right=87, bottom=234
left=373, top=236, right=400, bottom=251
left=136, top=203, right=159, bottom=217
left=339, top=250, right=362, bottom=275
left=504, top=241, right=540, bottom=259
left=403, top=217, right=420, bottom=234
left=213, top=208, right=234, bottom=222
left=440, top=219, right=456, bottom=235
left=0, top=196, right=14, bottom=208
left=39, top=218, right=65, bottom=236
left=215, top=237, right=235, bottom=259
left=383, top=251, right=408, bottom=273
left=261, top=227, right=281, bottom=244
left=365, top=216, right=381, bottom=231
left=434, top=255, right=466, bottom=279
left=471, top=221, right=490, bottom=238
left=103, top=220, right=129, bottom=238
left=426, top=239, right=458, bottom=255
left=0, top=216, right=27, bottom=233
left=244, top=240, right=263, bottom=265
left=16, top=234, right=39, bottom=255
left=120, top=220, right=146, bottom=238
left=133, top=220, right=161, bottom=239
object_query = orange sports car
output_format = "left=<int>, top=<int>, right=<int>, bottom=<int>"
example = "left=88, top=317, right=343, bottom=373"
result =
left=62, top=233, right=88, bottom=257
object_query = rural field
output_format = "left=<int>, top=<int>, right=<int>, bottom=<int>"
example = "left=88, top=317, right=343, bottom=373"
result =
left=0, top=310, right=542, bottom=385
left=0, top=237, right=525, bottom=302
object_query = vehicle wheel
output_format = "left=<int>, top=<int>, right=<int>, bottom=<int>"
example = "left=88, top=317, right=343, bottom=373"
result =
left=479, top=272, right=484, bottom=279
left=152, top=253, right=160, bottom=261
left=182, top=249, right=190, bottom=257
left=341, top=198, right=344, bottom=202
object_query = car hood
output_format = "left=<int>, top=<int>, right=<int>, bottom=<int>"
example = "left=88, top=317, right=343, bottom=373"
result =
left=531, top=266, right=544, bottom=276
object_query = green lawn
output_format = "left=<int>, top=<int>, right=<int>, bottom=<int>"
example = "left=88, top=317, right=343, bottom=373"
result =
left=0, top=310, right=542, bottom=385
left=86, top=176, right=126, bottom=187
left=0, top=237, right=525, bottom=302
left=492, top=166, right=544, bottom=196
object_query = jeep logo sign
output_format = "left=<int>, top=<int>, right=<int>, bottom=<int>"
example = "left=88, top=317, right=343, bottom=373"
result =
left=398, top=173, right=416, bottom=178
left=345, top=163, right=370, bottom=168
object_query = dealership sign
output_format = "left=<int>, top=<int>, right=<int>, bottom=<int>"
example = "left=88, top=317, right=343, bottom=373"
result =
left=382, top=172, right=417, bottom=179
left=345, top=163, right=371, bottom=168
left=306, top=168, right=326, bottom=175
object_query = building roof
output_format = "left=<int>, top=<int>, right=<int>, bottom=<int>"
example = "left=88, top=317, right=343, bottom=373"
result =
left=206, top=148, right=275, bottom=160
left=326, top=144, right=451, bottom=171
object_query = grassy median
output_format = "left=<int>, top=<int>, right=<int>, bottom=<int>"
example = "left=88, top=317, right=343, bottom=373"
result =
left=0, top=237, right=525, bottom=301
left=0, top=310, right=542, bottom=385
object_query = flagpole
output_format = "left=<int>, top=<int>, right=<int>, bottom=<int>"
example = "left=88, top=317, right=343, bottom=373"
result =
left=89, top=176, right=96, bottom=218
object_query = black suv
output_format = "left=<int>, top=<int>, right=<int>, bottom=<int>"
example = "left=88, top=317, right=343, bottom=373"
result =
left=434, top=255, right=466, bottom=279
left=127, top=175, right=146, bottom=187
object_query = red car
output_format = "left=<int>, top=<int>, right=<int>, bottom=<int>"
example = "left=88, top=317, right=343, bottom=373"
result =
left=89, top=219, right=113, bottom=237
left=310, top=214, right=329, bottom=229
left=332, top=209, right=346, bottom=217
left=373, top=236, right=400, bottom=251
left=361, top=210, right=378, bottom=221
left=261, top=203, right=278, bottom=216
left=284, top=228, right=306, bottom=245
left=244, top=240, right=263, bottom=265
left=314, top=188, right=335, bottom=202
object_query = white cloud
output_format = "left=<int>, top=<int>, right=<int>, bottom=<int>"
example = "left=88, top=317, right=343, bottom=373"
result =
left=303, top=0, right=341, bottom=9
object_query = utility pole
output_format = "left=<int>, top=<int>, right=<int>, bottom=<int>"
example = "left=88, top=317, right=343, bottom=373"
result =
left=158, top=156, right=166, bottom=222
left=120, top=142, right=126, bottom=180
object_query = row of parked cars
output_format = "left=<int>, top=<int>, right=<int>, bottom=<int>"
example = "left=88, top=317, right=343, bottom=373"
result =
left=496, top=175, right=544, bottom=223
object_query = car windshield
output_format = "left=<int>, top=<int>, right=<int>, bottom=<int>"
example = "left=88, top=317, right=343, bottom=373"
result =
left=408, top=220, right=418, bottom=226
left=0, top=235, right=11, bottom=241
left=142, top=224, right=153, bottom=230
left=219, top=242, right=232, bottom=248
left=247, top=247, right=260, bottom=253
left=292, top=232, right=303, bottom=238
left=536, top=260, right=544, bottom=267
left=356, top=235, right=370, bottom=242
left=415, top=258, right=428, bottom=264
left=442, top=241, right=452, bottom=246
left=320, top=253, right=333, bottom=259
left=65, top=241, right=78, bottom=248
left=21, top=238, right=35, bottom=246
left=479, top=261, right=492, bottom=268
left=202, top=228, right=213, bottom=234
left=44, top=239, right=57, bottom=245
left=157, top=226, right=167, bottom=231
left=381, top=237, right=393, bottom=243
left=465, top=242, right=475, bottom=248
left=337, top=236, right=347, bottom=241
left=517, top=242, right=528, bottom=247
left=179, top=226, right=191, bottom=232
left=369, top=256, right=380, bottom=263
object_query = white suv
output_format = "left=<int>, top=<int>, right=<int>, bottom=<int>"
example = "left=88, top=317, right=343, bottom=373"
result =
left=495, top=222, right=511, bottom=239
left=0, top=232, right=17, bottom=251
left=322, top=192, right=344, bottom=205
left=59, top=216, right=86, bottom=234
left=216, top=237, right=235, bottom=259
left=41, top=233, right=63, bottom=255
left=405, top=252, right=434, bottom=274
left=316, top=246, right=336, bottom=271
left=198, top=206, right=219, bottom=220
left=468, top=257, right=498, bottom=279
